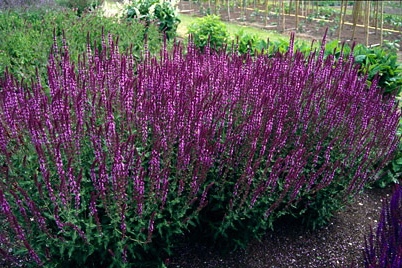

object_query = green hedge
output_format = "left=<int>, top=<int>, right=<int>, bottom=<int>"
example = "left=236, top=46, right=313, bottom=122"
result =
left=0, top=8, right=163, bottom=83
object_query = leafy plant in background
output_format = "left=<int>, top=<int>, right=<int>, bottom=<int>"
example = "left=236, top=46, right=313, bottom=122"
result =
left=56, top=0, right=104, bottom=16
left=373, top=119, right=402, bottom=188
left=311, top=1, right=353, bottom=6
left=363, top=184, right=402, bottom=267
left=187, top=15, right=229, bottom=51
left=1, top=31, right=399, bottom=266
left=234, top=30, right=268, bottom=55
left=384, top=14, right=402, bottom=30
left=0, top=0, right=58, bottom=9
left=125, top=0, right=180, bottom=40
left=383, top=39, right=401, bottom=53
left=353, top=44, right=402, bottom=96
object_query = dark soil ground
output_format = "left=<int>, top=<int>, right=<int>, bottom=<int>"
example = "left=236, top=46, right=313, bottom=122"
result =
left=168, top=186, right=394, bottom=268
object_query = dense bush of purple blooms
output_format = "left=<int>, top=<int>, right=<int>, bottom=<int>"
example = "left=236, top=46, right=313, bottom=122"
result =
left=0, top=32, right=400, bottom=266
left=364, top=184, right=402, bottom=268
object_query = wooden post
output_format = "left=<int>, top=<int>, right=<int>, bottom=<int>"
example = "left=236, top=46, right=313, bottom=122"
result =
left=227, top=0, right=231, bottom=20
left=364, top=1, right=370, bottom=47
left=295, top=0, right=299, bottom=32
left=380, top=0, right=384, bottom=46
left=352, top=0, right=361, bottom=41
left=374, top=0, right=379, bottom=35
left=289, top=0, right=293, bottom=15
left=338, top=0, right=345, bottom=39
left=281, top=0, right=286, bottom=32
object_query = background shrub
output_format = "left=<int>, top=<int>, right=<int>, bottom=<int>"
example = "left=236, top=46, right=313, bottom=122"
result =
left=234, top=30, right=268, bottom=55
left=187, top=15, right=229, bottom=51
left=0, top=8, right=162, bottom=83
left=0, top=33, right=399, bottom=266
left=363, top=184, right=402, bottom=267
left=0, top=0, right=58, bottom=9
left=125, top=0, right=180, bottom=40
left=353, top=44, right=402, bottom=96
left=56, top=0, right=104, bottom=16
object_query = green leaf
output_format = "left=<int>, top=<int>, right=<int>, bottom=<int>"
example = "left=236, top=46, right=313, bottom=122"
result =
left=395, top=158, right=402, bottom=165
left=354, top=54, right=367, bottom=63
left=68, top=245, right=74, bottom=259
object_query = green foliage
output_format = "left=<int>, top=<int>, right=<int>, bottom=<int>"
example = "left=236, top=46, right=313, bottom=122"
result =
left=384, top=14, right=402, bottom=29
left=2, top=136, right=188, bottom=267
left=353, top=44, right=402, bottom=96
left=234, top=30, right=268, bottom=55
left=288, top=176, right=352, bottom=230
left=373, top=118, right=402, bottom=188
left=56, top=0, right=103, bottom=16
left=311, top=1, right=353, bottom=6
left=0, top=8, right=162, bottom=83
left=125, top=0, right=180, bottom=40
left=187, top=15, right=229, bottom=51
left=306, top=7, right=338, bottom=20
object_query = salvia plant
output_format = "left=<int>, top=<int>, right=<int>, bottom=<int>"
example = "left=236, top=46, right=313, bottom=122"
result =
left=363, top=184, right=402, bottom=267
left=0, top=31, right=400, bottom=266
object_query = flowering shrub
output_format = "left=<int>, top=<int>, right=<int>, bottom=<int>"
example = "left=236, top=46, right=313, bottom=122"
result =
left=0, top=32, right=400, bottom=266
left=364, top=184, right=402, bottom=267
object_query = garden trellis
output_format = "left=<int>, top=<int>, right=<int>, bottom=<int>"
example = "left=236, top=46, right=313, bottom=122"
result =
left=184, top=0, right=401, bottom=46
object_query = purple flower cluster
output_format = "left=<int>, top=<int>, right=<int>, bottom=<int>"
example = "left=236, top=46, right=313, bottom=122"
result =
left=364, top=184, right=402, bottom=267
left=0, top=32, right=400, bottom=264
